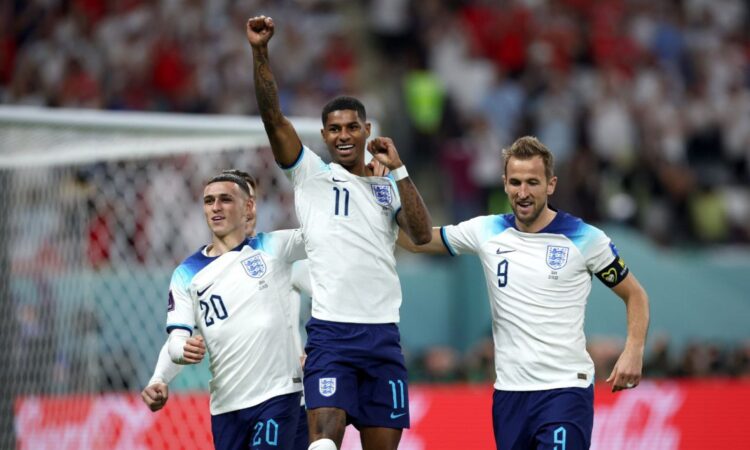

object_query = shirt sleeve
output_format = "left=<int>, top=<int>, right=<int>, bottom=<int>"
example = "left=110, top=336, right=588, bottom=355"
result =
left=291, top=259, right=312, bottom=297
left=148, top=340, right=184, bottom=385
left=440, top=216, right=487, bottom=256
left=386, top=177, right=403, bottom=222
left=266, top=229, right=307, bottom=263
left=581, top=227, right=620, bottom=273
left=165, top=265, right=195, bottom=335
left=578, top=226, right=631, bottom=287
left=281, top=145, right=328, bottom=187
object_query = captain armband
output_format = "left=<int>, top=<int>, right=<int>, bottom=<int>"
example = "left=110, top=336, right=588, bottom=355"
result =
left=594, top=256, right=629, bottom=288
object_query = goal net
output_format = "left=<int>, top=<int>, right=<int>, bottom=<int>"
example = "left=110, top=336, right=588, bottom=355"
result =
left=0, top=106, right=373, bottom=449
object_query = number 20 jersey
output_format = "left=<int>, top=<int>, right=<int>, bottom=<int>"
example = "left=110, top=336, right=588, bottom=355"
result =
left=442, top=211, right=628, bottom=391
left=165, top=231, right=305, bottom=415
left=283, top=146, right=402, bottom=324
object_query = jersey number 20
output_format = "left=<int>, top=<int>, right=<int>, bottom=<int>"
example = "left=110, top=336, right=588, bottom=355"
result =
left=199, top=294, right=228, bottom=327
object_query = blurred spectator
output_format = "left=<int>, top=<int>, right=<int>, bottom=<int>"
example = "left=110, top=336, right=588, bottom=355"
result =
left=2, top=0, right=749, bottom=248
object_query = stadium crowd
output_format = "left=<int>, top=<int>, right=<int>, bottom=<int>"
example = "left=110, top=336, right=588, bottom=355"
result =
left=4, top=0, right=750, bottom=395
left=3, top=0, right=749, bottom=247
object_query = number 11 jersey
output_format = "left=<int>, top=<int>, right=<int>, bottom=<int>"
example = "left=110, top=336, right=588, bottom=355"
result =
left=282, top=146, right=402, bottom=324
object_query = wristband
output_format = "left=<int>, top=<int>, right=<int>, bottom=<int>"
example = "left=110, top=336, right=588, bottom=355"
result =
left=391, top=165, right=409, bottom=181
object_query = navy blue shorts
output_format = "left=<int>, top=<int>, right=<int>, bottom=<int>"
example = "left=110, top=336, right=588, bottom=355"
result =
left=303, top=317, right=410, bottom=429
left=492, top=385, right=594, bottom=450
left=211, top=392, right=303, bottom=450
left=292, top=404, right=308, bottom=450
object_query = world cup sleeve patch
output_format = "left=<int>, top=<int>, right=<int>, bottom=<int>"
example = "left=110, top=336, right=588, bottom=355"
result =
left=167, top=290, right=175, bottom=312
left=242, top=254, right=267, bottom=278
left=595, top=256, right=630, bottom=287
left=371, top=184, right=393, bottom=207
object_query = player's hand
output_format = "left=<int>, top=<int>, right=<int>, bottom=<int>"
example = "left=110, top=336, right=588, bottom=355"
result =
left=141, top=382, right=169, bottom=412
left=246, top=16, right=275, bottom=48
left=367, top=156, right=390, bottom=177
left=182, top=335, right=206, bottom=364
left=606, top=347, right=643, bottom=392
left=367, top=137, right=403, bottom=171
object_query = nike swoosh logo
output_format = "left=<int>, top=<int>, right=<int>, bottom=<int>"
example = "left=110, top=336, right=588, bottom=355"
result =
left=496, top=249, right=516, bottom=255
left=332, top=177, right=348, bottom=183
left=390, top=412, right=407, bottom=419
left=197, top=284, right=213, bottom=297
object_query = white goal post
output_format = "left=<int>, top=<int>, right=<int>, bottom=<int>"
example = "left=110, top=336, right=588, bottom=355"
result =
left=0, top=105, right=378, bottom=449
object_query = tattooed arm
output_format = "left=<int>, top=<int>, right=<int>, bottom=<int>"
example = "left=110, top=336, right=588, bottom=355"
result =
left=246, top=16, right=302, bottom=167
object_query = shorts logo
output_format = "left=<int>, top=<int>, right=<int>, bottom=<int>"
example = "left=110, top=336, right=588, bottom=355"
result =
left=319, top=377, right=337, bottom=397
left=242, top=254, right=266, bottom=278
left=546, top=246, right=569, bottom=270
left=371, top=184, right=393, bottom=207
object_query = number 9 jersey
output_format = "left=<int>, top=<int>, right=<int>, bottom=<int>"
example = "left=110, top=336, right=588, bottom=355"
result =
left=441, top=211, right=629, bottom=391
left=165, top=230, right=306, bottom=415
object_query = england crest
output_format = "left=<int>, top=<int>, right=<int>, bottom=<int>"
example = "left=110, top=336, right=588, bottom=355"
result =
left=546, top=245, right=569, bottom=270
left=371, top=184, right=393, bottom=207
left=242, top=254, right=266, bottom=278
left=319, top=377, right=337, bottom=397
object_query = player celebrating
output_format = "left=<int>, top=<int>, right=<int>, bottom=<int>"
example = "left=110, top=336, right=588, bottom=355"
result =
left=142, top=172, right=307, bottom=450
left=247, top=15, right=432, bottom=450
left=399, top=136, right=650, bottom=450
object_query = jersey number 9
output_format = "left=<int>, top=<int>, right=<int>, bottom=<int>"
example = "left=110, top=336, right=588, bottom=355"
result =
left=497, top=260, right=509, bottom=288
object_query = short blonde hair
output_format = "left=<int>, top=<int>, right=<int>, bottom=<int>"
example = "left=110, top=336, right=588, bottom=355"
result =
left=502, top=136, right=555, bottom=180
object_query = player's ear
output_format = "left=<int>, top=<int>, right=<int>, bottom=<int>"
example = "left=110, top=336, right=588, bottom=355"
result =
left=547, top=175, right=557, bottom=195
left=365, top=122, right=371, bottom=138
left=502, top=175, right=508, bottom=193
left=245, top=197, right=254, bottom=220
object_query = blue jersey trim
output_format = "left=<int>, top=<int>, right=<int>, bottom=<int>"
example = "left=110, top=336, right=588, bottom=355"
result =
left=538, top=210, right=582, bottom=237
left=166, top=323, right=194, bottom=335
left=279, top=146, right=305, bottom=170
left=440, top=227, right=456, bottom=256
left=394, top=206, right=402, bottom=226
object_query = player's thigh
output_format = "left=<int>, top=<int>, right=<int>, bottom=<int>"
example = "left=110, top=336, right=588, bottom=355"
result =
left=211, top=410, right=252, bottom=450
left=535, top=422, right=590, bottom=450
left=532, top=386, right=593, bottom=450
left=354, top=359, right=410, bottom=430
left=291, top=405, right=309, bottom=450
left=360, top=426, right=403, bottom=450
left=250, top=392, right=303, bottom=450
left=303, top=333, right=360, bottom=417
left=492, top=390, right=531, bottom=450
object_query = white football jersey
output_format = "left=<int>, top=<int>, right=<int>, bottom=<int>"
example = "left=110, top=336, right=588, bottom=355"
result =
left=166, top=230, right=305, bottom=415
left=442, top=211, right=626, bottom=391
left=282, top=146, right=402, bottom=323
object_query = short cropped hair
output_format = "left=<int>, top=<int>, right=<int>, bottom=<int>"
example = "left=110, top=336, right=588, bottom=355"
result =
left=221, top=169, right=257, bottom=197
left=502, top=136, right=555, bottom=180
left=321, top=96, right=366, bottom=125
left=206, top=173, right=251, bottom=197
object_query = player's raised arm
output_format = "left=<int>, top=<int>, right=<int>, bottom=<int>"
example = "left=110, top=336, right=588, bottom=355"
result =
left=368, top=137, right=432, bottom=245
left=606, top=273, right=650, bottom=392
left=246, top=16, right=302, bottom=167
